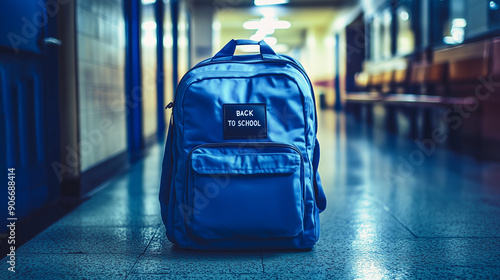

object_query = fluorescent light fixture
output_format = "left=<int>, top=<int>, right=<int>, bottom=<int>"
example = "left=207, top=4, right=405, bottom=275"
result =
left=254, top=0, right=289, bottom=6
left=245, top=16, right=290, bottom=48
left=263, top=37, right=277, bottom=46
left=243, top=20, right=261, bottom=30
left=250, top=34, right=265, bottom=41
left=243, top=19, right=291, bottom=30
left=274, top=20, right=291, bottom=29
left=141, top=21, right=157, bottom=30
left=142, top=0, right=156, bottom=4
left=452, top=18, right=467, bottom=28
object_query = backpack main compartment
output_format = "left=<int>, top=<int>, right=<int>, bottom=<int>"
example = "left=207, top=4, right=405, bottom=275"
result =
left=159, top=40, right=326, bottom=250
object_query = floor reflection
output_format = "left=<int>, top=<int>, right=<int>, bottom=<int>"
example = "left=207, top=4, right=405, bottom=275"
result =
left=2, top=110, right=500, bottom=279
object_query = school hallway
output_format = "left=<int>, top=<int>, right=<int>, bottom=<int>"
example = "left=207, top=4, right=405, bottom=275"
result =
left=1, top=110, right=499, bottom=279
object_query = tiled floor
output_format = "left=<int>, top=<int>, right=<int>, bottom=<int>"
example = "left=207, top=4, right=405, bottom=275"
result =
left=2, top=110, right=500, bottom=279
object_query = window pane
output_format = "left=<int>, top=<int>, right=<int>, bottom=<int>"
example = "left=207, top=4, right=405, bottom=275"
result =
left=381, top=9, right=392, bottom=59
left=141, top=1, right=158, bottom=138
left=396, top=5, right=415, bottom=55
left=370, top=8, right=392, bottom=61
left=489, top=0, right=500, bottom=30
left=435, top=0, right=491, bottom=45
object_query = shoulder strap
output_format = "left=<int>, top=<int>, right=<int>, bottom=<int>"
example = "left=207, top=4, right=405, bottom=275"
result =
left=159, top=117, right=174, bottom=205
left=313, top=138, right=327, bottom=213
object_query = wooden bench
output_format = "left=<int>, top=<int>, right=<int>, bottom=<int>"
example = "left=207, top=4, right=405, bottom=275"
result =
left=392, top=68, right=408, bottom=93
left=383, top=94, right=474, bottom=106
left=346, top=72, right=381, bottom=122
left=344, top=37, right=500, bottom=159
left=442, top=43, right=491, bottom=152
left=479, top=38, right=500, bottom=159
left=344, top=92, right=382, bottom=123
left=346, top=43, right=488, bottom=136
left=408, top=63, right=426, bottom=94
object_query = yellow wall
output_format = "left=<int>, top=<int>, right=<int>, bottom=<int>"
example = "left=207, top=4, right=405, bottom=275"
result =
left=298, top=26, right=336, bottom=108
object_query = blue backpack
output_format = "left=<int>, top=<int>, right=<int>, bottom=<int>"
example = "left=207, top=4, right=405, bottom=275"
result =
left=159, top=39, right=326, bottom=250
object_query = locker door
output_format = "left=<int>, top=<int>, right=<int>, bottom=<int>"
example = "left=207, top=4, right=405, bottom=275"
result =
left=0, top=1, right=61, bottom=230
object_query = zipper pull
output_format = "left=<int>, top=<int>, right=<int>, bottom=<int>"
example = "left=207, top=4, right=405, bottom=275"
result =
left=165, top=102, right=174, bottom=109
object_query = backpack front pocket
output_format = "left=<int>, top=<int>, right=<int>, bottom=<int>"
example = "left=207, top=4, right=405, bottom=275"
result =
left=186, top=143, right=304, bottom=240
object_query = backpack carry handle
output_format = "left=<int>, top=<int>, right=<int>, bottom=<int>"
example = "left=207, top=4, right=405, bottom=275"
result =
left=212, top=39, right=278, bottom=61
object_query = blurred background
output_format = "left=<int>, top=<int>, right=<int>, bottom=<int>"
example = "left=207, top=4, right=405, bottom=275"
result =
left=1, top=0, right=500, bottom=251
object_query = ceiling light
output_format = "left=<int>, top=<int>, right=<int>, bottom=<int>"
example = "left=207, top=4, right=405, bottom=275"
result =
left=274, top=20, right=291, bottom=29
left=243, top=19, right=291, bottom=30
left=263, top=37, right=277, bottom=46
left=251, top=29, right=273, bottom=41
left=142, top=0, right=156, bottom=4
left=250, top=34, right=265, bottom=41
left=254, top=0, right=289, bottom=6
left=243, top=20, right=261, bottom=30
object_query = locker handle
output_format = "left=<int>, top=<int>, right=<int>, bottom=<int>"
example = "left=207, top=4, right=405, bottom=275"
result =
left=43, top=37, right=62, bottom=46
